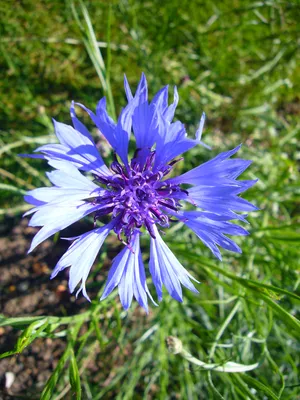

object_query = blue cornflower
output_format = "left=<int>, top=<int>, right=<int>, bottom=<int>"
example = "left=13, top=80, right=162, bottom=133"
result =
left=24, top=74, right=258, bottom=311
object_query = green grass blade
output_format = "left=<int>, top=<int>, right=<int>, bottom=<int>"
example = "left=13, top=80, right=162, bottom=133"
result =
left=69, top=349, right=82, bottom=400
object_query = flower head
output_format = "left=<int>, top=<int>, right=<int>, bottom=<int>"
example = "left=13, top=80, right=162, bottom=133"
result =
left=23, top=73, right=258, bottom=311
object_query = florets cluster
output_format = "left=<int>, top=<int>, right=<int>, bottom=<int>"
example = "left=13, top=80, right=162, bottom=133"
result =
left=95, top=150, right=184, bottom=242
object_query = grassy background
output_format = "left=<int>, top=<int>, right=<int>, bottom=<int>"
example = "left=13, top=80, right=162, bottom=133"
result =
left=0, top=0, right=299, bottom=399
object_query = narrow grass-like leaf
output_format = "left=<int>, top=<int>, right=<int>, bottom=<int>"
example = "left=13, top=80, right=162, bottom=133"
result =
left=258, top=293, right=300, bottom=336
left=0, top=183, right=27, bottom=195
left=0, top=312, right=90, bottom=328
left=41, top=344, right=72, bottom=400
left=0, top=135, right=56, bottom=156
left=70, top=0, right=116, bottom=119
left=69, top=349, right=82, bottom=400
left=242, top=374, right=280, bottom=400
left=178, top=252, right=300, bottom=301
left=0, top=314, right=45, bottom=328
left=0, top=319, right=49, bottom=359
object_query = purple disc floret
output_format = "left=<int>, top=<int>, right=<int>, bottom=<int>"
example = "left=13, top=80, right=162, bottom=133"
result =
left=93, top=150, right=186, bottom=242
left=22, top=73, right=258, bottom=312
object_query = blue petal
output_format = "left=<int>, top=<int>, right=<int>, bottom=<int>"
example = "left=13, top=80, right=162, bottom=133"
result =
left=78, top=78, right=146, bottom=163
left=24, top=195, right=47, bottom=207
left=132, top=78, right=181, bottom=151
left=34, top=119, right=110, bottom=176
left=130, top=75, right=158, bottom=150
left=27, top=201, right=99, bottom=253
left=52, top=120, right=99, bottom=159
left=195, top=112, right=206, bottom=141
left=178, top=210, right=246, bottom=224
left=133, top=251, right=155, bottom=311
left=101, top=233, right=153, bottom=311
left=100, top=247, right=130, bottom=300
left=124, top=72, right=148, bottom=103
left=51, top=223, right=112, bottom=301
left=131, top=79, right=208, bottom=158
left=149, top=225, right=199, bottom=302
left=169, top=145, right=244, bottom=185
left=24, top=168, right=105, bottom=206
left=115, top=100, right=138, bottom=165
left=153, top=110, right=208, bottom=171
left=151, top=85, right=169, bottom=115
left=45, top=159, right=102, bottom=190
left=154, top=118, right=196, bottom=170
left=124, top=74, right=133, bottom=101
left=24, top=160, right=103, bottom=207
left=35, top=143, right=111, bottom=175
left=25, top=186, right=102, bottom=205
left=19, top=153, right=46, bottom=160
left=134, top=72, right=148, bottom=104
left=132, top=102, right=158, bottom=149
left=70, top=101, right=94, bottom=143
left=186, top=183, right=259, bottom=213
left=76, top=99, right=117, bottom=149
left=25, top=161, right=104, bottom=253
left=178, top=211, right=250, bottom=260
left=163, top=86, right=178, bottom=122
left=188, top=195, right=258, bottom=214
left=194, top=112, right=210, bottom=149
left=188, top=180, right=257, bottom=198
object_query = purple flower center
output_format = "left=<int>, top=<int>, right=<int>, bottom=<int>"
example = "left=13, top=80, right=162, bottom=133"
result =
left=94, top=150, right=186, bottom=242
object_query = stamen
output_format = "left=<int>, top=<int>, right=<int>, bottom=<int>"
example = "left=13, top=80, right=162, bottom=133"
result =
left=145, top=220, right=156, bottom=239
left=158, top=200, right=178, bottom=211
left=122, top=240, right=135, bottom=254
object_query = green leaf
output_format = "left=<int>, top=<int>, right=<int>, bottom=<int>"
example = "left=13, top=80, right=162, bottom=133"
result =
left=69, top=0, right=116, bottom=119
left=0, top=135, right=56, bottom=156
left=0, top=314, right=45, bottom=328
left=69, top=349, right=82, bottom=400
left=267, top=231, right=300, bottom=242
left=0, top=312, right=90, bottom=329
left=0, top=319, right=49, bottom=359
left=0, top=183, right=27, bottom=195
left=242, top=374, right=280, bottom=400
left=258, top=293, right=300, bottom=336
left=41, top=345, right=72, bottom=400
left=178, top=253, right=300, bottom=302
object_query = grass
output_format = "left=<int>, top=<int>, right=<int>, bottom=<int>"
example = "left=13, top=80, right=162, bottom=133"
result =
left=0, top=0, right=299, bottom=398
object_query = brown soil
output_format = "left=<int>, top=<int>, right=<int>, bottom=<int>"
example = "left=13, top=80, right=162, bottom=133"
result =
left=0, top=218, right=94, bottom=399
